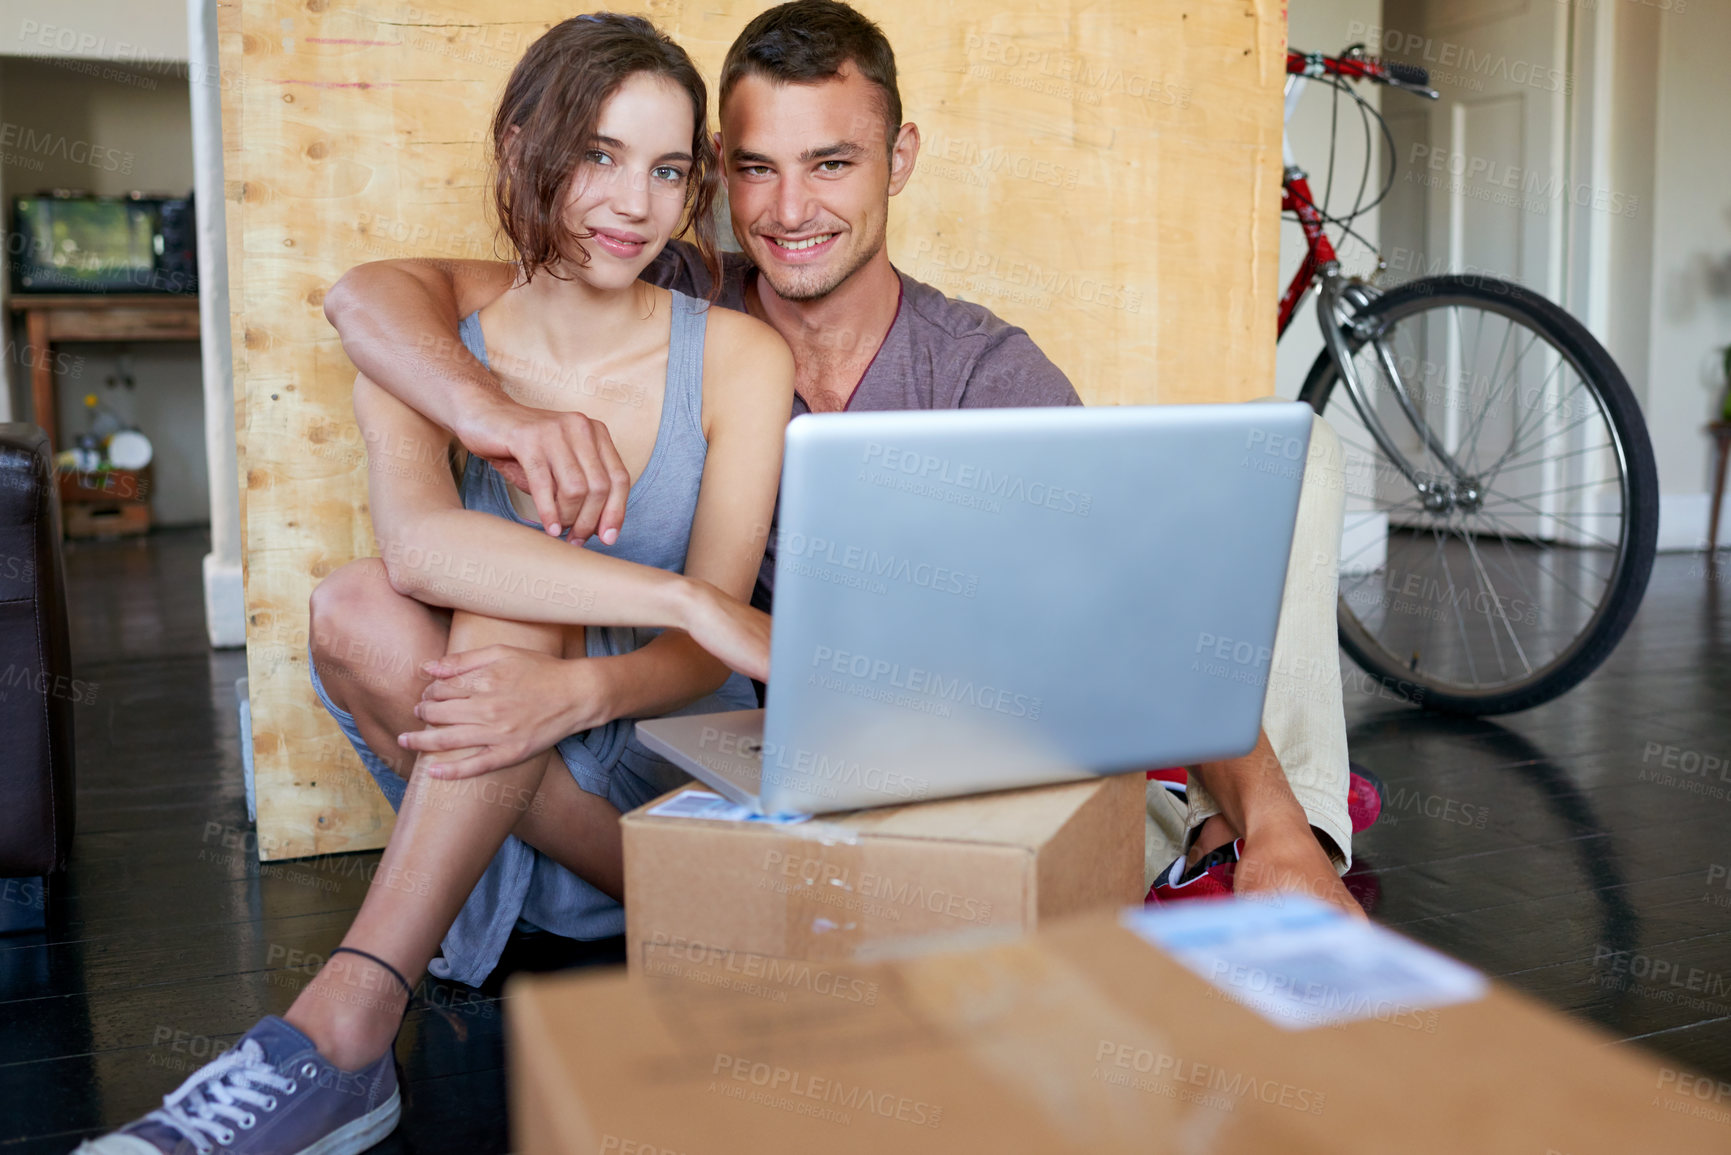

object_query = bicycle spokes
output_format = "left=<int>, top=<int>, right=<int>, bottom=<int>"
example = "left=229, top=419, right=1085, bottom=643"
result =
left=1301, top=278, right=1654, bottom=712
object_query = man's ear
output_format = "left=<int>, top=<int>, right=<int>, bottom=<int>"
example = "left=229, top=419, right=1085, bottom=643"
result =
left=887, top=122, right=920, bottom=197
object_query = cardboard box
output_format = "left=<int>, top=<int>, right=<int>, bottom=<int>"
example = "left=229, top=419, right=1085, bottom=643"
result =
left=620, top=775, right=1145, bottom=973
left=509, top=899, right=1731, bottom=1155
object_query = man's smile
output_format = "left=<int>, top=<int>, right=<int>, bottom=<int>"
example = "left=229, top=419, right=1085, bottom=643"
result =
left=762, top=232, right=841, bottom=261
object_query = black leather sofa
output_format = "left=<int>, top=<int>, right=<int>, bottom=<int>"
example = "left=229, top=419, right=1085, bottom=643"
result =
left=0, top=424, right=75, bottom=918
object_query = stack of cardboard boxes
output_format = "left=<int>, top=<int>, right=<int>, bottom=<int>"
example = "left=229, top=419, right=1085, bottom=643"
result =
left=505, top=778, right=1731, bottom=1153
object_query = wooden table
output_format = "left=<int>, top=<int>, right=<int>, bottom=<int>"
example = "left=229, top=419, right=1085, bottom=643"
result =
left=9, top=294, right=200, bottom=450
left=1710, top=421, right=1731, bottom=556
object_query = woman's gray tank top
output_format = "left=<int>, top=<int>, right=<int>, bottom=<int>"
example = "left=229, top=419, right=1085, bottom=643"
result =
left=423, top=287, right=757, bottom=986
left=457, top=289, right=709, bottom=576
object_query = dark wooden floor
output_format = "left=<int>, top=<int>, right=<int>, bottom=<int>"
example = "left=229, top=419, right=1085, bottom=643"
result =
left=2, top=526, right=1727, bottom=1151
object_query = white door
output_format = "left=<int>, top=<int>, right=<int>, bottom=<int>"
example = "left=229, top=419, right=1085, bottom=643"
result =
left=1362, top=0, right=1598, bottom=551
left=1379, top=0, right=1571, bottom=296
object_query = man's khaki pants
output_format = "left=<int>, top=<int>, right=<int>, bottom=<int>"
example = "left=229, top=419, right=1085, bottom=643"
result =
left=1144, top=400, right=1352, bottom=888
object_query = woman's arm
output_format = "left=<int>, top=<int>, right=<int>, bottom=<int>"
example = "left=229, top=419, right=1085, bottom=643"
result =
left=567, top=308, right=796, bottom=709
left=686, top=309, right=796, bottom=602
left=386, top=311, right=792, bottom=772
left=355, top=369, right=769, bottom=678
left=391, top=312, right=795, bottom=777
left=483, top=307, right=795, bottom=711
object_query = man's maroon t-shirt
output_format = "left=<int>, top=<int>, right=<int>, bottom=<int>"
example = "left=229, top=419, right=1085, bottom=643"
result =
left=643, top=242, right=1082, bottom=607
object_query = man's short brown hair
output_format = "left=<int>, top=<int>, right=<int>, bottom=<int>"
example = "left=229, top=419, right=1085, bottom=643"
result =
left=719, top=0, right=903, bottom=151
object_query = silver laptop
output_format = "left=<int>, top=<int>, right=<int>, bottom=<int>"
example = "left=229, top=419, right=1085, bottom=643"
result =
left=636, top=403, right=1312, bottom=816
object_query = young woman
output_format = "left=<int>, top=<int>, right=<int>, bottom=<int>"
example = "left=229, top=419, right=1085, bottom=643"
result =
left=81, top=15, right=792, bottom=1154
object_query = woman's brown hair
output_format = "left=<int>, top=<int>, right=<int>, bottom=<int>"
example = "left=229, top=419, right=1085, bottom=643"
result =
left=490, top=14, right=720, bottom=292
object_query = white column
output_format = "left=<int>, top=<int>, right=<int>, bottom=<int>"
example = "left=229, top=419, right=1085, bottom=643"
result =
left=188, top=0, right=244, bottom=647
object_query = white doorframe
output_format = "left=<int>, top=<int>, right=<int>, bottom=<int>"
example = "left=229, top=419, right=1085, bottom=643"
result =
left=188, top=0, right=244, bottom=648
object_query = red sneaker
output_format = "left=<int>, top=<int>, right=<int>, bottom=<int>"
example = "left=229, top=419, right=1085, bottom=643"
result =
left=1348, top=763, right=1385, bottom=833
left=1145, top=838, right=1242, bottom=904
left=1146, top=767, right=1188, bottom=798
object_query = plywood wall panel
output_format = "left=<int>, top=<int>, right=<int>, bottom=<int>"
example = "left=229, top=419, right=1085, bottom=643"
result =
left=220, top=0, right=1284, bottom=860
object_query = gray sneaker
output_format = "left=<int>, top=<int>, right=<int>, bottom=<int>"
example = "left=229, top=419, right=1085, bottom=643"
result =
left=74, top=1016, right=400, bottom=1155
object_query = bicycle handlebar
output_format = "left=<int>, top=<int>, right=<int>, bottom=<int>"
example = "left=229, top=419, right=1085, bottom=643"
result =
left=1382, top=60, right=1431, bottom=88
left=1287, top=46, right=1436, bottom=98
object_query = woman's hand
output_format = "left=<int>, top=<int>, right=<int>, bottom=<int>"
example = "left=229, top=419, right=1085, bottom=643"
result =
left=399, top=646, right=613, bottom=778
left=680, top=580, right=772, bottom=683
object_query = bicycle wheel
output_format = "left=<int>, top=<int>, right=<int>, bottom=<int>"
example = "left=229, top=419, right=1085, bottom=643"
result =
left=1297, top=274, right=1658, bottom=715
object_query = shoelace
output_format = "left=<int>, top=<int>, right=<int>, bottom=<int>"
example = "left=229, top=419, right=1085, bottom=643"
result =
left=143, top=1039, right=296, bottom=1153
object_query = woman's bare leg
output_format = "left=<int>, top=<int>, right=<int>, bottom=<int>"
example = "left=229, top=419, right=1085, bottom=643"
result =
left=309, top=558, right=449, bottom=782
left=285, top=608, right=617, bottom=1070
left=311, top=559, right=627, bottom=894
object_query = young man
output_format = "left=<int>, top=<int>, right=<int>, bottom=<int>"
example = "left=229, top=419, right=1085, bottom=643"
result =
left=321, top=0, right=1361, bottom=914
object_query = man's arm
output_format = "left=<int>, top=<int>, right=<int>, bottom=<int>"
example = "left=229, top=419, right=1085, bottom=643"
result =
left=324, top=258, right=632, bottom=544
left=324, top=258, right=513, bottom=433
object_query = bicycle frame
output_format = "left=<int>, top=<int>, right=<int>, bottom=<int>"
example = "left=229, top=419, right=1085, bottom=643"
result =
left=1277, top=51, right=1472, bottom=504
left=1277, top=63, right=1336, bottom=340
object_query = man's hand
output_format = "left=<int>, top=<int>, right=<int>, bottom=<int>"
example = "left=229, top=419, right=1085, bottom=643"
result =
left=399, top=646, right=614, bottom=778
left=1232, top=826, right=1366, bottom=919
left=1187, top=731, right=1365, bottom=919
left=464, top=401, right=633, bottom=545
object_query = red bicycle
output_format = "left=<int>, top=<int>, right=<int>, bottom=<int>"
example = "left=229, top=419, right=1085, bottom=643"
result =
left=1281, top=46, right=1657, bottom=715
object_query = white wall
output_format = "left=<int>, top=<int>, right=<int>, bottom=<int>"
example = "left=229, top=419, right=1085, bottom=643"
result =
left=3, top=55, right=206, bottom=525
left=1275, top=0, right=1384, bottom=401
left=1643, top=1, right=1731, bottom=549
left=1602, top=1, right=1659, bottom=421
left=0, top=0, right=204, bottom=526
left=0, top=1, right=187, bottom=64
